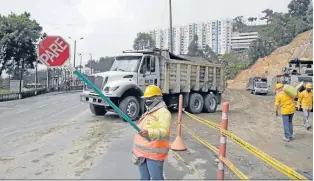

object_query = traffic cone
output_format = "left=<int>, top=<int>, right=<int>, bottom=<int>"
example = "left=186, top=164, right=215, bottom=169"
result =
left=171, top=94, right=186, bottom=151
left=171, top=134, right=186, bottom=151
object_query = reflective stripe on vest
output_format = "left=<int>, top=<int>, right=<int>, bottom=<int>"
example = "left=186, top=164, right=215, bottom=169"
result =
left=134, top=144, right=170, bottom=154
left=151, top=136, right=170, bottom=141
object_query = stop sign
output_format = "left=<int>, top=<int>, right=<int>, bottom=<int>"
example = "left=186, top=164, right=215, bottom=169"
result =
left=38, top=36, right=70, bottom=67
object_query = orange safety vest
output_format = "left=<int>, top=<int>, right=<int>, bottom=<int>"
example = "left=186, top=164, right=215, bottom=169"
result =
left=132, top=113, right=170, bottom=161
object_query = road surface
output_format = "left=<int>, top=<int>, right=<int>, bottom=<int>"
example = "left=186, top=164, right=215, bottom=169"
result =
left=0, top=92, right=217, bottom=179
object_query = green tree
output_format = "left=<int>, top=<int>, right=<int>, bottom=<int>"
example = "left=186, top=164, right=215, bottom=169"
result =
left=233, top=16, right=247, bottom=32
left=224, top=63, right=249, bottom=79
left=288, top=0, right=311, bottom=17
left=0, top=12, right=42, bottom=77
left=187, top=34, right=199, bottom=56
left=133, top=32, right=155, bottom=50
left=203, top=45, right=218, bottom=62
left=261, top=9, right=274, bottom=24
left=98, top=56, right=114, bottom=72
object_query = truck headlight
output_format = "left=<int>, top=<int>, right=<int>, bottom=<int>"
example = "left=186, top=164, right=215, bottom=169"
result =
left=110, top=86, right=119, bottom=91
left=104, top=86, right=119, bottom=93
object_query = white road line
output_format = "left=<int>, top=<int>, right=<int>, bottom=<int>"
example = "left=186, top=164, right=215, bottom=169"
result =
left=38, top=104, right=47, bottom=108
left=16, top=109, right=30, bottom=114
left=61, top=99, right=68, bottom=102
left=0, top=107, right=13, bottom=110
left=52, top=101, right=59, bottom=104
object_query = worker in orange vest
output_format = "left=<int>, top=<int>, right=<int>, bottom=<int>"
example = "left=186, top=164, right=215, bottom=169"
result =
left=274, top=83, right=296, bottom=142
left=297, top=83, right=313, bottom=130
left=131, top=85, right=171, bottom=180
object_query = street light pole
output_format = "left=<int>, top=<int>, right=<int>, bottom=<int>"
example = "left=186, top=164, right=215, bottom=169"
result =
left=169, top=0, right=173, bottom=53
left=89, top=53, right=93, bottom=74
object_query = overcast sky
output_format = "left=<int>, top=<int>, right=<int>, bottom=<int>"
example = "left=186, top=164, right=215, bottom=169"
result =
left=0, top=0, right=291, bottom=66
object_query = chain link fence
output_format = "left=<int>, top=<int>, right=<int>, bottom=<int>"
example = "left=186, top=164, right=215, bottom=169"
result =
left=0, top=68, right=84, bottom=102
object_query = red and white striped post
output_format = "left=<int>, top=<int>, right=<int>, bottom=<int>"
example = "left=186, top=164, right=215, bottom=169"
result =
left=171, top=94, right=187, bottom=151
left=217, top=102, right=229, bottom=180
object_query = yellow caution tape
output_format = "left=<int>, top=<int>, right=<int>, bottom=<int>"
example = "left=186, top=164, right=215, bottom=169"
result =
left=181, top=123, right=249, bottom=180
left=183, top=111, right=308, bottom=180
left=170, top=150, right=203, bottom=180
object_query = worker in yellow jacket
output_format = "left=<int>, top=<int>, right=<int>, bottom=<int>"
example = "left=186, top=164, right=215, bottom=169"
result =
left=131, top=85, right=171, bottom=180
left=297, top=83, right=313, bottom=130
left=274, top=83, right=296, bottom=142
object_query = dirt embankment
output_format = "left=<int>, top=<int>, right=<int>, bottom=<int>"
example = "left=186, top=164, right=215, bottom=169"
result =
left=228, top=30, right=313, bottom=90
left=179, top=89, right=313, bottom=179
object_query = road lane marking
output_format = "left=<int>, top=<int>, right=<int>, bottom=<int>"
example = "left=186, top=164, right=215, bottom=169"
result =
left=38, top=105, right=47, bottom=108
left=0, top=107, right=13, bottom=110
left=52, top=101, right=59, bottom=104
left=16, top=109, right=30, bottom=114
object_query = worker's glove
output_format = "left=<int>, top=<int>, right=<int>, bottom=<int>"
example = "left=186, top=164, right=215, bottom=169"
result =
left=274, top=110, right=278, bottom=116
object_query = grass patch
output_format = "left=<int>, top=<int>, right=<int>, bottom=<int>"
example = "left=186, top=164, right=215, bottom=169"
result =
left=0, top=89, right=9, bottom=95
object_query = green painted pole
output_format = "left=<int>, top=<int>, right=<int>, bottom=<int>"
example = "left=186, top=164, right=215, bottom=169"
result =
left=73, top=69, right=151, bottom=142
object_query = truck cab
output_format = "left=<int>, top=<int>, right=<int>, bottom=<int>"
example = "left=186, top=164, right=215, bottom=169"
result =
left=80, top=49, right=224, bottom=121
left=247, top=77, right=268, bottom=95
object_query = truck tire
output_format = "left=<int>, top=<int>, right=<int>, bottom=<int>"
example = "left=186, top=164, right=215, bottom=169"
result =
left=90, top=104, right=107, bottom=116
left=188, top=93, right=204, bottom=114
left=119, top=96, right=140, bottom=121
left=203, top=94, right=218, bottom=113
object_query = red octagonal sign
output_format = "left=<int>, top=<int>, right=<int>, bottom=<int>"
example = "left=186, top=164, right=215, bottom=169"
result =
left=38, top=35, right=70, bottom=67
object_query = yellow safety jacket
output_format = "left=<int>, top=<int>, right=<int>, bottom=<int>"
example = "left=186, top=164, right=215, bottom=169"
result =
left=274, top=91, right=296, bottom=115
left=298, top=90, right=313, bottom=110
left=133, top=102, right=171, bottom=161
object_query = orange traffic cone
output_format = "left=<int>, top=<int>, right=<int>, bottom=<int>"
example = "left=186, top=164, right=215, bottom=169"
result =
left=171, top=94, right=187, bottom=151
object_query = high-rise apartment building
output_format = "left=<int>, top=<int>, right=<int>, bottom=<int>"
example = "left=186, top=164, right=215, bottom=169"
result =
left=148, top=19, right=233, bottom=55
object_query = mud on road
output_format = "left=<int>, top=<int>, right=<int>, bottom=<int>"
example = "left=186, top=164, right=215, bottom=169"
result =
left=175, top=89, right=313, bottom=179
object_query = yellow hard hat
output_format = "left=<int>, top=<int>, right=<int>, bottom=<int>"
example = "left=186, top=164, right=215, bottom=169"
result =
left=142, top=85, right=162, bottom=98
left=306, top=83, right=312, bottom=89
left=276, top=83, right=284, bottom=90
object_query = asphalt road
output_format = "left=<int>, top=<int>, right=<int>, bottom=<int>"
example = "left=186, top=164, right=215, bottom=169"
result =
left=0, top=93, right=215, bottom=179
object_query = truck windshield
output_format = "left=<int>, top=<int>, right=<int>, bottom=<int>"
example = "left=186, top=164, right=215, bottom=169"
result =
left=110, top=56, right=142, bottom=72
left=256, top=82, right=267, bottom=88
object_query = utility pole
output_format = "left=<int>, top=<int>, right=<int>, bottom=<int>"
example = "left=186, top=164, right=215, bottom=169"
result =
left=80, top=54, right=83, bottom=73
left=169, top=0, right=173, bottom=53
left=73, top=40, right=76, bottom=68
left=89, top=53, right=93, bottom=74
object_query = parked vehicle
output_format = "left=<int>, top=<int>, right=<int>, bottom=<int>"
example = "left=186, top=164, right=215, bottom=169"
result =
left=246, top=77, right=268, bottom=95
left=80, top=48, right=225, bottom=121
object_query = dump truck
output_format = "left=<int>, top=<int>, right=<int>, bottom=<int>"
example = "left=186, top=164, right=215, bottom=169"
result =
left=80, top=48, right=224, bottom=121
left=246, top=77, right=268, bottom=95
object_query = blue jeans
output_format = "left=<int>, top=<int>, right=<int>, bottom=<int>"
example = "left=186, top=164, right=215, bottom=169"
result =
left=282, top=114, right=294, bottom=139
left=139, top=158, right=164, bottom=180
left=303, top=109, right=311, bottom=126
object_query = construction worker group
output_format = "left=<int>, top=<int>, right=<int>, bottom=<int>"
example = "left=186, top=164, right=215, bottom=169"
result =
left=274, top=83, right=313, bottom=142
left=130, top=83, right=312, bottom=179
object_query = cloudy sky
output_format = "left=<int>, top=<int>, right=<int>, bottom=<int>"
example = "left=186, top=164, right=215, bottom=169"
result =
left=0, top=0, right=291, bottom=66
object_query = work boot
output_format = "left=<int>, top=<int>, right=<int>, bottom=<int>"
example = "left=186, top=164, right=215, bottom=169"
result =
left=290, top=135, right=295, bottom=140
left=282, top=137, right=291, bottom=142
left=306, top=125, right=311, bottom=130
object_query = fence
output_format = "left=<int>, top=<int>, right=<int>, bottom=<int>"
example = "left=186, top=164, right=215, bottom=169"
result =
left=170, top=94, right=308, bottom=180
left=0, top=85, right=83, bottom=102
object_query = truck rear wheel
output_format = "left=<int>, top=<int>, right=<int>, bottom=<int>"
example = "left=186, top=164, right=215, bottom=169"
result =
left=203, top=94, right=218, bottom=113
left=119, top=96, right=140, bottom=121
left=90, top=104, right=107, bottom=116
left=188, top=93, right=204, bottom=114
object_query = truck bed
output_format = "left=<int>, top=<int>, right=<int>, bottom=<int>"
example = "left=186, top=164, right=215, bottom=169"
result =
left=160, top=58, right=224, bottom=94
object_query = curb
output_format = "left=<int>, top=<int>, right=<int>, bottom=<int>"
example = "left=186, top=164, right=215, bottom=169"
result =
left=52, top=90, right=82, bottom=95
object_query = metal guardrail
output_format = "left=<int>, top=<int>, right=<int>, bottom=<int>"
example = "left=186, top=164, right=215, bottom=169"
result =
left=0, top=85, right=84, bottom=102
